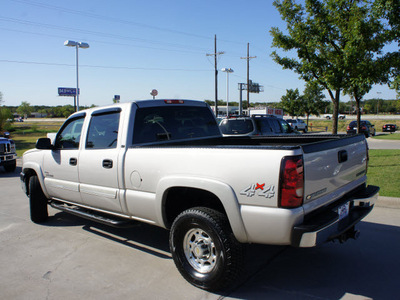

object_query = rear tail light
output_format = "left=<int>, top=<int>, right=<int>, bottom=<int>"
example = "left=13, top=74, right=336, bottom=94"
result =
left=361, top=126, right=367, bottom=130
left=279, top=155, right=304, bottom=208
left=347, top=126, right=350, bottom=130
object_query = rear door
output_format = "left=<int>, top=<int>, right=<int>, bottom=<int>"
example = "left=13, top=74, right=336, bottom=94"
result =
left=78, top=108, right=123, bottom=213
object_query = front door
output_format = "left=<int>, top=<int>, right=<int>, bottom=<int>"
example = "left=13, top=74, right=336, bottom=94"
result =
left=43, top=115, right=85, bottom=203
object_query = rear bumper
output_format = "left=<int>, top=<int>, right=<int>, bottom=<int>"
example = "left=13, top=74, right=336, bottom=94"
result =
left=292, top=185, right=379, bottom=247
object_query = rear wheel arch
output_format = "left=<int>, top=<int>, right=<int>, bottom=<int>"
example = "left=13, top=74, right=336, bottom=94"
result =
left=156, top=177, right=249, bottom=243
left=163, top=187, right=225, bottom=228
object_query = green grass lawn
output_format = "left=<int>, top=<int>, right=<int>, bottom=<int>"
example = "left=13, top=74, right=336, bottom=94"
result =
left=367, top=149, right=400, bottom=197
left=372, top=133, right=400, bottom=140
left=10, top=121, right=62, bottom=157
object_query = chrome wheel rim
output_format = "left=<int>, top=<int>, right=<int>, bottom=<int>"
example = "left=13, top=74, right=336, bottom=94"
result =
left=183, top=228, right=217, bottom=273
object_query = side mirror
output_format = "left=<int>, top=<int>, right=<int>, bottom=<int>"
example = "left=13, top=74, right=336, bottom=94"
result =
left=36, top=138, right=53, bottom=150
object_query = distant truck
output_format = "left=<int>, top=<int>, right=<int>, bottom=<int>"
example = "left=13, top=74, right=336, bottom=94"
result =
left=21, top=99, right=379, bottom=291
left=249, top=107, right=284, bottom=118
left=0, top=132, right=17, bottom=172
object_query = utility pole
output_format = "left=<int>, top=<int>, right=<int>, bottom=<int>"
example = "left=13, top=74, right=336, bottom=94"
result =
left=241, top=43, right=256, bottom=111
left=206, top=35, right=224, bottom=117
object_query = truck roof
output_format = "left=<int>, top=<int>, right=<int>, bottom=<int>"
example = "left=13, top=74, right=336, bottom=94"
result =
left=67, top=99, right=208, bottom=120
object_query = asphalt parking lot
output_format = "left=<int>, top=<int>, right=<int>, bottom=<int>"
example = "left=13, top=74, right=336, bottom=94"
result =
left=3, top=136, right=400, bottom=299
left=1, top=161, right=400, bottom=300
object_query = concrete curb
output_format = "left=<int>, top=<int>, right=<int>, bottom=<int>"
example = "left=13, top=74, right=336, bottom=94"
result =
left=376, top=196, right=400, bottom=209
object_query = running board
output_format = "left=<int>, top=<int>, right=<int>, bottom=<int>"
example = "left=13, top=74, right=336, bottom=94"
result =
left=50, top=202, right=136, bottom=228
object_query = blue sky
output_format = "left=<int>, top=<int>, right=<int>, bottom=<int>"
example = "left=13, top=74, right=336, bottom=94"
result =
left=1, top=0, right=397, bottom=108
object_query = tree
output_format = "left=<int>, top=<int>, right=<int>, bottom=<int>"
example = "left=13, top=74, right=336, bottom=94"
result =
left=280, top=88, right=303, bottom=117
left=390, top=76, right=400, bottom=100
left=0, top=92, right=12, bottom=131
left=17, top=101, right=33, bottom=119
left=302, top=81, right=327, bottom=124
left=271, top=0, right=390, bottom=134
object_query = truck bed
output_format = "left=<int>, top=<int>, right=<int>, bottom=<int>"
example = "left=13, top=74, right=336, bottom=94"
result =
left=135, top=134, right=366, bottom=154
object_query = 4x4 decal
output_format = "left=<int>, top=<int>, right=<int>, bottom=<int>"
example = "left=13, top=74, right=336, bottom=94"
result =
left=240, top=183, right=275, bottom=198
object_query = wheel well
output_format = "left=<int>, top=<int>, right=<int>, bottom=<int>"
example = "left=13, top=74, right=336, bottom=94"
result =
left=22, top=169, right=37, bottom=195
left=163, top=187, right=226, bottom=229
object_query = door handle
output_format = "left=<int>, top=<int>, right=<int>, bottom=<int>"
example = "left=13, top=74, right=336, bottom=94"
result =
left=338, top=150, right=348, bottom=163
left=102, top=159, right=113, bottom=169
left=69, top=158, right=77, bottom=166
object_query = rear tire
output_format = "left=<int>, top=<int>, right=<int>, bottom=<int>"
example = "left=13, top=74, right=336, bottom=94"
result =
left=29, top=175, right=48, bottom=223
left=169, top=207, right=244, bottom=291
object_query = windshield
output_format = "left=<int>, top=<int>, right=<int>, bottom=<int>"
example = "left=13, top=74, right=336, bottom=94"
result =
left=219, top=119, right=254, bottom=134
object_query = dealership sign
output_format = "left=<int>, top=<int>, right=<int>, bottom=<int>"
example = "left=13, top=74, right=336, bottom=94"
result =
left=58, top=87, right=79, bottom=96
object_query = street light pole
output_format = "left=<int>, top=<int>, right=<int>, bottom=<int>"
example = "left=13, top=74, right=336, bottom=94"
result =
left=221, top=68, right=234, bottom=117
left=64, top=40, right=89, bottom=112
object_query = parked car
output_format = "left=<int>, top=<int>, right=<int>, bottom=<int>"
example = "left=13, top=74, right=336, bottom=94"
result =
left=285, top=118, right=308, bottom=133
left=347, top=120, right=376, bottom=137
left=382, top=124, right=398, bottom=133
left=219, top=115, right=297, bottom=136
left=324, top=114, right=346, bottom=120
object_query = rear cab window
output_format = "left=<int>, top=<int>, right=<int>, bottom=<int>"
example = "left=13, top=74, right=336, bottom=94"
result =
left=133, top=106, right=220, bottom=144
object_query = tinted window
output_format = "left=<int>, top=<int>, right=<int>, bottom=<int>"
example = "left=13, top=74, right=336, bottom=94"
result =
left=86, top=112, right=120, bottom=149
left=219, top=119, right=254, bottom=134
left=278, top=119, right=292, bottom=133
left=133, top=106, right=220, bottom=144
left=55, top=117, right=84, bottom=149
left=269, top=119, right=283, bottom=133
left=254, top=118, right=279, bottom=134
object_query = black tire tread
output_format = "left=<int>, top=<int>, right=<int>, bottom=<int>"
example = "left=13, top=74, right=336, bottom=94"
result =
left=29, top=175, right=48, bottom=223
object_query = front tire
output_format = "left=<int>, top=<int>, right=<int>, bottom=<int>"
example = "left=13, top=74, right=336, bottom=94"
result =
left=29, top=175, right=48, bottom=223
left=169, top=207, right=244, bottom=291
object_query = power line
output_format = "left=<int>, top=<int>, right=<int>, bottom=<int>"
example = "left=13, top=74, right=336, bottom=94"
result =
left=0, top=27, right=207, bottom=55
left=0, top=59, right=212, bottom=72
left=0, top=17, right=210, bottom=52
left=8, top=0, right=245, bottom=45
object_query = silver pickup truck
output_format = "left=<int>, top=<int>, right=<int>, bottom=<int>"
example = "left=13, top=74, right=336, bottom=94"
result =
left=20, top=99, right=379, bottom=291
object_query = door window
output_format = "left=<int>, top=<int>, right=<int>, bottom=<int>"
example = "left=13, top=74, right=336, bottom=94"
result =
left=86, top=112, right=120, bottom=149
left=55, top=117, right=84, bottom=149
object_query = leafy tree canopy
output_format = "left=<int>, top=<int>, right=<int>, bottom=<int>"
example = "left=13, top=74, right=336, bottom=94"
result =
left=271, top=0, right=393, bottom=133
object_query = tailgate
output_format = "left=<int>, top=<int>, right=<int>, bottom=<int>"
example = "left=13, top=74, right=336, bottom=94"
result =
left=301, top=135, right=368, bottom=204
